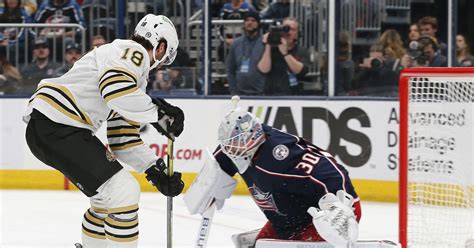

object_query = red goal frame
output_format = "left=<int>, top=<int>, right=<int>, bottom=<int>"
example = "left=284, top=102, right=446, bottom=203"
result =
left=398, top=67, right=474, bottom=248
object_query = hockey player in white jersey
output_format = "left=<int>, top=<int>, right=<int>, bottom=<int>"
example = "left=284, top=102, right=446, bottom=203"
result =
left=24, top=14, right=184, bottom=248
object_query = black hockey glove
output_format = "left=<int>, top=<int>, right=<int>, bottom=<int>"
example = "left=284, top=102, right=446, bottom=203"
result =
left=145, top=158, right=184, bottom=197
left=151, top=97, right=185, bottom=140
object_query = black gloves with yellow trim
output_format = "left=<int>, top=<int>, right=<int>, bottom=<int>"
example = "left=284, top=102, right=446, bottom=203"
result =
left=151, top=97, right=184, bottom=140
left=145, top=158, right=184, bottom=197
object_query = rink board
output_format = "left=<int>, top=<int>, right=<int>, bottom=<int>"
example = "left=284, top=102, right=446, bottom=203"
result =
left=0, top=97, right=401, bottom=202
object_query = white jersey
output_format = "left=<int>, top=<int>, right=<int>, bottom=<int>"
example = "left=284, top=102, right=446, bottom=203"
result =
left=24, top=39, right=159, bottom=173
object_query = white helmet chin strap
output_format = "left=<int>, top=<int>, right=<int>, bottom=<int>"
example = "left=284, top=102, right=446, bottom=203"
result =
left=150, top=46, right=168, bottom=69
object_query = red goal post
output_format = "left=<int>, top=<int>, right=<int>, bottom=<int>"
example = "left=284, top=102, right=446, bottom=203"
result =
left=399, top=68, right=474, bottom=248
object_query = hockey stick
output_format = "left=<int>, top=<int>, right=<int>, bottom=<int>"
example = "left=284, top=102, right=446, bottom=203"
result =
left=195, top=200, right=217, bottom=247
left=167, top=138, right=174, bottom=248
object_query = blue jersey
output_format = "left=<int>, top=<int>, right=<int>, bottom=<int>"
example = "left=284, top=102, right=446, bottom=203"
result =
left=214, top=124, right=358, bottom=239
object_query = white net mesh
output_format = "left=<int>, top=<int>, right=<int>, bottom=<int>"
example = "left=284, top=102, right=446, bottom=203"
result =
left=407, top=76, right=474, bottom=248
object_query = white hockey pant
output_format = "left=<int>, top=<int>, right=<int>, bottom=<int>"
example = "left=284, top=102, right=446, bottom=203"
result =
left=81, top=169, right=140, bottom=248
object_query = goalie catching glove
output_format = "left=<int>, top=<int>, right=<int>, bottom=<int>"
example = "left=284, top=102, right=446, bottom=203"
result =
left=307, top=190, right=358, bottom=248
left=145, top=158, right=184, bottom=197
left=151, top=97, right=184, bottom=140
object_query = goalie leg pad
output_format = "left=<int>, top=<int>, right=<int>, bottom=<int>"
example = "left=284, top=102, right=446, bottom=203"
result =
left=232, top=228, right=261, bottom=248
left=184, top=148, right=237, bottom=215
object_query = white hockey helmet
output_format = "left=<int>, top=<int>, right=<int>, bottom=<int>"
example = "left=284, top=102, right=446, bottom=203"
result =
left=218, top=108, right=266, bottom=172
left=134, top=14, right=179, bottom=69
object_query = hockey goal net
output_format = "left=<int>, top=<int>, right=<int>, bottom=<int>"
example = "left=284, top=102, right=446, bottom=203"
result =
left=399, top=68, right=473, bottom=248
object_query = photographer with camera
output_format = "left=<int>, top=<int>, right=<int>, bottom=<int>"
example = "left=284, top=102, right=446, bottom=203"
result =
left=352, top=44, right=401, bottom=96
left=401, top=35, right=447, bottom=68
left=257, top=17, right=310, bottom=95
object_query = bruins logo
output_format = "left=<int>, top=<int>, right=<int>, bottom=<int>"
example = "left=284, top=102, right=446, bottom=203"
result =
left=105, top=149, right=117, bottom=162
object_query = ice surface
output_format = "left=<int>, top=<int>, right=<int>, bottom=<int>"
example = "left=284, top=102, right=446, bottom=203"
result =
left=0, top=190, right=398, bottom=247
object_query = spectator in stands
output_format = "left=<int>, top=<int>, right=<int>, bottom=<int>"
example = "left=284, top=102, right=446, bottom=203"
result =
left=35, top=0, right=85, bottom=61
left=377, top=29, right=405, bottom=61
left=335, top=31, right=355, bottom=96
left=54, top=42, right=81, bottom=77
left=0, top=47, right=21, bottom=94
left=401, top=35, right=447, bottom=68
left=151, top=69, right=180, bottom=94
left=419, top=35, right=447, bottom=67
left=0, top=0, right=37, bottom=15
left=262, top=0, right=290, bottom=21
left=455, top=34, right=474, bottom=67
left=220, top=0, right=255, bottom=20
left=35, top=0, right=85, bottom=38
left=0, top=0, right=34, bottom=25
left=0, top=0, right=35, bottom=63
left=220, top=0, right=255, bottom=48
left=20, top=36, right=60, bottom=94
left=226, top=11, right=265, bottom=95
left=352, top=44, right=400, bottom=97
left=90, top=34, right=107, bottom=48
left=406, top=23, right=420, bottom=48
left=417, top=16, right=447, bottom=56
left=258, top=17, right=310, bottom=95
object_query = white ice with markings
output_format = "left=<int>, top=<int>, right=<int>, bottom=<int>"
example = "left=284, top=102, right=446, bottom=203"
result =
left=0, top=190, right=398, bottom=247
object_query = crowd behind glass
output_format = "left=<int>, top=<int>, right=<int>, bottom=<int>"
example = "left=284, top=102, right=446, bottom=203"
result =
left=1, top=0, right=472, bottom=97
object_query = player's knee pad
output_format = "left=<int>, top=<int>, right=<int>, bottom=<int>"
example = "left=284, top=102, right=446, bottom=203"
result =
left=82, top=208, right=107, bottom=241
left=105, top=207, right=139, bottom=243
left=92, top=169, right=140, bottom=210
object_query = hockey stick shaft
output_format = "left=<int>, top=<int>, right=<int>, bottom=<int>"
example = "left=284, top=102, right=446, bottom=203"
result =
left=196, top=201, right=216, bottom=248
left=167, top=138, right=174, bottom=248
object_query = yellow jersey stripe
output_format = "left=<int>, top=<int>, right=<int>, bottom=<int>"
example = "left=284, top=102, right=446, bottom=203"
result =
left=85, top=210, right=104, bottom=226
left=99, top=67, right=138, bottom=84
left=35, top=83, right=93, bottom=125
left=99, top=75, right=134, bottom=94
left=34, top=94, right=91, bottom=125
left=105, top=232, right=138, bottom=242
left=83, top=228, right=106, bottom=240
left=109, top=140, right=144, bottom=151
left=103, top=85, right=139, bottom=103
left=107, top=129, right=139, bottom=136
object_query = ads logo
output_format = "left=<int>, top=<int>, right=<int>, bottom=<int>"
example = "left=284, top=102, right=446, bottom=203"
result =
left=248, top=106, right=372, bottom=167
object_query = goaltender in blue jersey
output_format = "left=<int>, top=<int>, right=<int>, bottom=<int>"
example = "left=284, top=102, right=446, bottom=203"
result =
left=185, top=103, right=362, bottom=247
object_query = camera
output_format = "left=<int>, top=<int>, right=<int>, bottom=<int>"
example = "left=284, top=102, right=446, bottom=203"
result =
left=407, top=40, right=428, bottom=66
left=267, top=25, right=290, bottom=47
left=370, top=57, right=384, bottom=69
